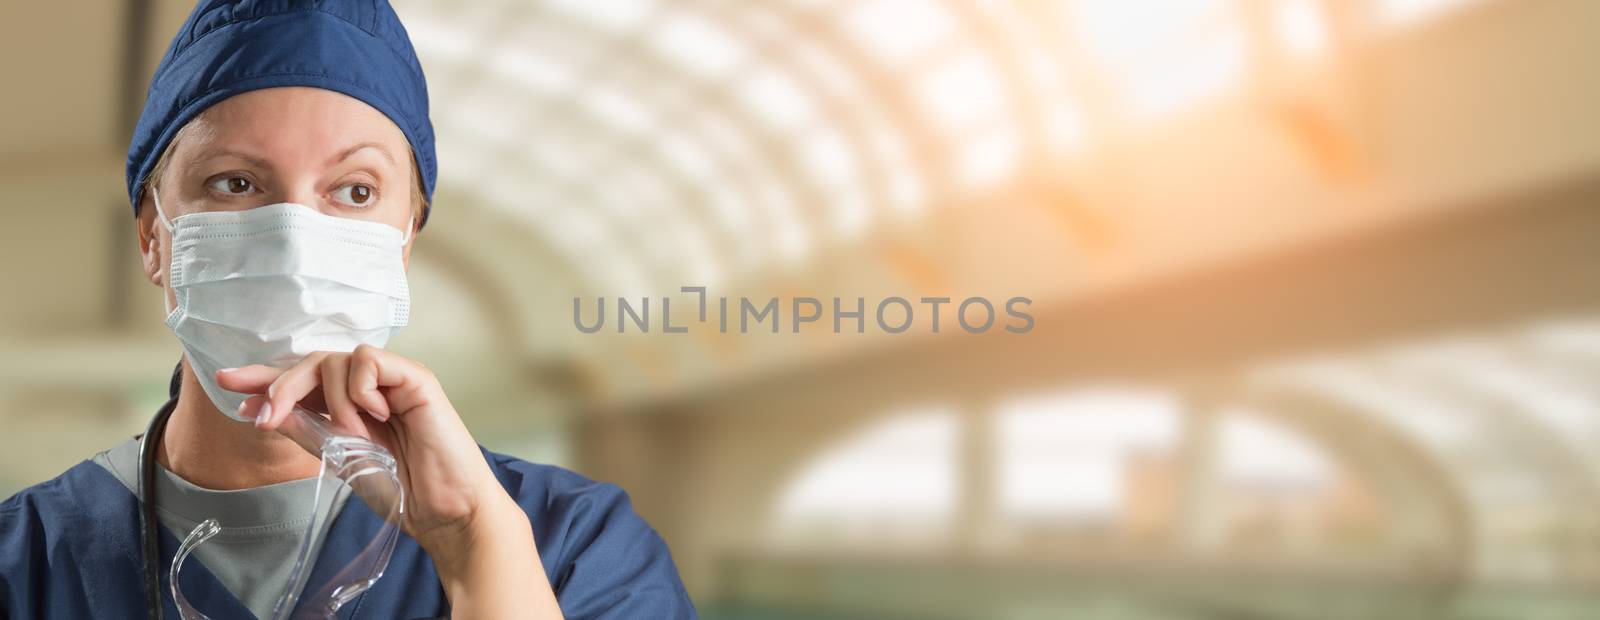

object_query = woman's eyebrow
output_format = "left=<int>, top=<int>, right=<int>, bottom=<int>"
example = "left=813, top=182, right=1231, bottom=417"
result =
left=191, top=146, right=271, bottom=170
left=334, top=141, right=398, bottom=167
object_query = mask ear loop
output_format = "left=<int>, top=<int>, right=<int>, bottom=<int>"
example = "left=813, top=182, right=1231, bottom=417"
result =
left=151, top=187, right=176, bottom=232
left=151, top=187, right=180, bottom=317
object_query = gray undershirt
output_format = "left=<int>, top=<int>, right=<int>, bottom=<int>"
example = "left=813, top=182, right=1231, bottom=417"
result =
left=94, top=437, right=351, bottom=620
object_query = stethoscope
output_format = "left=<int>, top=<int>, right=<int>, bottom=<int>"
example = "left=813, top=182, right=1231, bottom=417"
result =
left=137, top=363, right=182, bottom=619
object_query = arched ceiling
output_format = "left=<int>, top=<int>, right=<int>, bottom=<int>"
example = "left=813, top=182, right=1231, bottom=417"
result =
left=394, top=0, right=1359, bottom=295
left=372, top=0, right=1566, bottom=402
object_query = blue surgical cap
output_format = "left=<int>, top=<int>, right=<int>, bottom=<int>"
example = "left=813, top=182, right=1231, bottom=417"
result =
left=126, top=0, right=436, bottom=226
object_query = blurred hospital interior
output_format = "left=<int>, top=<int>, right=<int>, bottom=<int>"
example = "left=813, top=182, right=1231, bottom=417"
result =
left=3, top=0, right=1600, bottom=618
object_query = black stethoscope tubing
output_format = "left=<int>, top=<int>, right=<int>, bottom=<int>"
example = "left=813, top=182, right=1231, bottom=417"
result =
left=139, top=392, right=179, bottom=620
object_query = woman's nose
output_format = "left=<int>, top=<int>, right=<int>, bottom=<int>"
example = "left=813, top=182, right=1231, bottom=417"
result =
left=280, top=187, right=322, bottom=209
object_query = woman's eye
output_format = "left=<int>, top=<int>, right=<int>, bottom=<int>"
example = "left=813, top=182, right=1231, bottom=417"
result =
left=207, top=176, right=256, bottom=195
left=333, top=183, right=375, bottom=206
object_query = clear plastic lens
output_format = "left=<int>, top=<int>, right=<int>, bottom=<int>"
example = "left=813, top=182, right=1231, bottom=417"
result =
left=171, top=407, right=405, bottom=620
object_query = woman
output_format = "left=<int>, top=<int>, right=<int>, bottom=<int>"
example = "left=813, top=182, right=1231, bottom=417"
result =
left=0, top=1, right=693, bottom=618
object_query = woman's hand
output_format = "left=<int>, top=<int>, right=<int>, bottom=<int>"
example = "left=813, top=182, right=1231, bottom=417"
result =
left=215, top=346, right=563, bottom=619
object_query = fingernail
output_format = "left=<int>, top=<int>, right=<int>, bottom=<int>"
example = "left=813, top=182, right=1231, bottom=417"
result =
left=219, top=367, right=238, bottom=374
left=255, top=402, right=273, bottom=428
left=238, top=400, right=255, bottom=419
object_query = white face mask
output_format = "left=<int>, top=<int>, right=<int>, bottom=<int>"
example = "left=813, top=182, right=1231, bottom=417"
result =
left=153, top=189, right=412, bottom=421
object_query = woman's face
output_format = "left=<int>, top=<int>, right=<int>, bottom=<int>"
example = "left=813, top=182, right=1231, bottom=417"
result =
left=136, top=86, right=419, bottom=301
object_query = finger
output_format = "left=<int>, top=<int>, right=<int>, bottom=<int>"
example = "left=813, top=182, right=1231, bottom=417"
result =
left=215, top=365, right=285, bottom=394
left=348, top=345, right=400, bottom=421
left=319, top=353, right=362, bottom=433
left=238, top=394, right=268, bottom=421
left=240, top=395, right=324, bottom=457
left=259, top=353, right=328, bottom=430
left=266, top=401, right=326, bottom=456
left=349, top=345, right=437, bottom=420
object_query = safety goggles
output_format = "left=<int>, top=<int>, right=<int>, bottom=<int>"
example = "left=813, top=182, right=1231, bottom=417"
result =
left=171, top=407, right=404, bottom=620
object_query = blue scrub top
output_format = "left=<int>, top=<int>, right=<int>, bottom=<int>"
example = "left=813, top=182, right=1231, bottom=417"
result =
left=0, top=448, right=695, bottom=619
